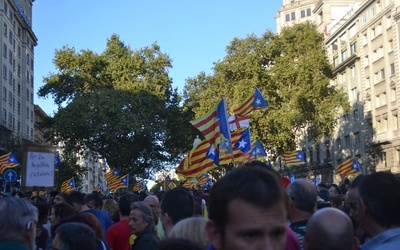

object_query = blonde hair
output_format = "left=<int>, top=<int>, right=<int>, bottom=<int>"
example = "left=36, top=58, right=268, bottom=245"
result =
left=169, top=216, right=208, bottom=248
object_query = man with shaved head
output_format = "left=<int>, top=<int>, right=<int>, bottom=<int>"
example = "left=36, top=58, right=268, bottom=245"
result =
left=304, top=207, right=359, bottom=250
left=144, top=194, right=164, bottom=239
left=287, top=179, right=317, bottom=249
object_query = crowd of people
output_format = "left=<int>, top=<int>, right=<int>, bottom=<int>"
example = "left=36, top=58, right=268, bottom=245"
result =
left=0, top=160, right=400, bottom=250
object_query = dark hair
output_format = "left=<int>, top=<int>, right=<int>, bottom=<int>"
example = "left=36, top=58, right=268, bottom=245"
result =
left=85, top=193, right=103, bottom=209
left=55, top=222, right=96, bottom=250
left=160, top=188, right=195, bottom=225
left=157, top=238, right=203, bottom=250
left=119, top=193, right=139, bottom=216
left=53, top=203, right=76, bottom=220
left=33, top=199, right=52, bottom=226
left=66, top=191, right=85, bottom=205
left=349, top=174, right=365, bottom=189
left=287, top=179, right=317, bottom=213
left=208, top=163, right=286, bottom=234
left=358, top=172, right=400, bottom=227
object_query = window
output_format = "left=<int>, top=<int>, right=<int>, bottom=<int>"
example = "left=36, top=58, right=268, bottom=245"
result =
left=291, top=12, right=295, bottom=20
left=8, top=91, right=11, bottom=105
left=383, top=117, right=388, bottom=131
left=306, top=8, right=311, bottom=16
left=26, top=107, right=29, bottom=119
left=3, top=65, right=7, bottom=79
left=8, top=70, right=12, bottom=84
left=2, top=108, right=6, bottom=122
left=349, top=25, right=356, bottom=38
left=340, top=33, right=347, bottom=44
left=3, top=43, right=7, bottom=58
left=370, top=7, right=375, bottom=18
left=336, top=138, right=341, bottom=149
left=8, top=49, right=12, bottom=63
left=341, top=50, right=347, bottom=62
left=17, top=102, right=20, bottom=114
left=8, top=30, right=12, bottom=43
left=345, top=135, right=351, bottom=147
left=389, top=39, right=394, bottom=52
left=351, top=87, right=358, bottom=101
left=394, top=114, right=399, bottom=130
left=301, top=10, right=305, bottom=18
left=391, top=63, right=395, bottom=76
left=351, top=66, right=356, bottom=78
left=350, top=43, right=356, bottom=55
left=8, top=112, right=12, bottom=126
left=376, top=23, right=382, bottom=35
left=333, top=57, right=339, bottom=67
left=4, top=2, right=8, bottom=14
left=3, top=23, right=7, bottom=36
left=3, top=86, right=7, bottom=100
left=365, top=56, right=369, bottom=67
left=354, top=132, right=360, bottom=144
left=26, top=89, right=29, bottom=101
left=381, top=69, right=385, bottom=80
left=382, top=152, right=387, bottom=168
left=391, top=88, right=396, bottom=101
left=353, top=109, right=359, bottom=120
left=27, top=54, right=30, bottom=65
left=285, top=14, right=290, bottom=22
left=362, top=13, right=367, bottom=25
left=387, top=15, right=392, bottom=28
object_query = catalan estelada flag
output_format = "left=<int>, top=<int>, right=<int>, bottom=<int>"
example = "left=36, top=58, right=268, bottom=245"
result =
left=133, top=180, right=146, bottom=192
left=337, top=158, right=361, bottom=179
left=109, top=175, right=129, bottom=192
left=176, top=139, right=219, bottom=178
left=190, top=98, right=231, bottom=152
left=61, top=178, right=75, bottom=194
left=105, top=168, right=119, bottom=184
left=219, top=128, right=251, bottom=165
left=0, top=152, right=19, bottom=174
left=282, top=150, right=305, bottom=166
left=233, top=88, right=268, bottom=117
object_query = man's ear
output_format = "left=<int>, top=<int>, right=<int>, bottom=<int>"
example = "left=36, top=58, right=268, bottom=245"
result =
left=359, top=198, right=368, bottom=215
left=205, top=220, right=222, bottom=250
left=161, top=212, right=173, bottom=237
left=25, top=222, right=36, bottom=249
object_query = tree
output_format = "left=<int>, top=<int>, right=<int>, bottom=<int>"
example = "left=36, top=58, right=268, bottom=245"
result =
left=38, top=34, right=194, bottom=179
left=183, top=22, right=349, bottom=160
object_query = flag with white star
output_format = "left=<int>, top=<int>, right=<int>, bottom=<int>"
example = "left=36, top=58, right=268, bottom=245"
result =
left=233, top=88, right=268, bottom=117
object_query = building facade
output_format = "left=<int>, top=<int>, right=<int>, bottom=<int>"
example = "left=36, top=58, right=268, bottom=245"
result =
left=0, top=0, right=36, bottom=145
left=276, top=0, right=400, bottom=182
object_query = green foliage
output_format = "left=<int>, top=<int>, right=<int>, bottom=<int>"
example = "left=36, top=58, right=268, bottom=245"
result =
left=55, top=152, right=86, bottom=190
left=38, top=34, right=195, bottom=178
left=183, top=22, right=350, bottom=160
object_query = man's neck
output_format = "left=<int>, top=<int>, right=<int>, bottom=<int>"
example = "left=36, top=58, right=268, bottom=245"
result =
left=289, top=209, right=311, bottom=224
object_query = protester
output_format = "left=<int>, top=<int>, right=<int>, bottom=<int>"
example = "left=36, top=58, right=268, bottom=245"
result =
left=47, top=203, right=76, bottom=250
left=86, top=193, right=104, bottom=210
left=106, top=193, right=138, bottom=250
left=346, top=175, right=366, bottom=244
left=287, top=179, right=317, bottom=249
left=205, top=163, right=287, bottom=250
left=51, top=222, right=96, bottom=250
left=129, top=201, right=160, bottom=250
left=103, top=197, right=119, bottom=223
left=160, top=188, right=195, bottom=237
left=33, top=198, right=51, bottom=250
left=144, top=195, right=164, bottom=239
left=80, top=213, right=110, bottom=250
left=0, top=197, right=39, bottom=250
left=66, top=191, right=112, bottom=239
left=358, top=172, right=400, bottom=249
left=169, top=216, right=208, bottom=249
left=304, top=207, right=358, bottom=250
left=52, top=192, right=67, bottom=206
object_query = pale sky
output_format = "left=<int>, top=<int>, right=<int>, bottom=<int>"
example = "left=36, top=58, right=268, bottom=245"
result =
left=33, top=1, right=282, bottom=116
